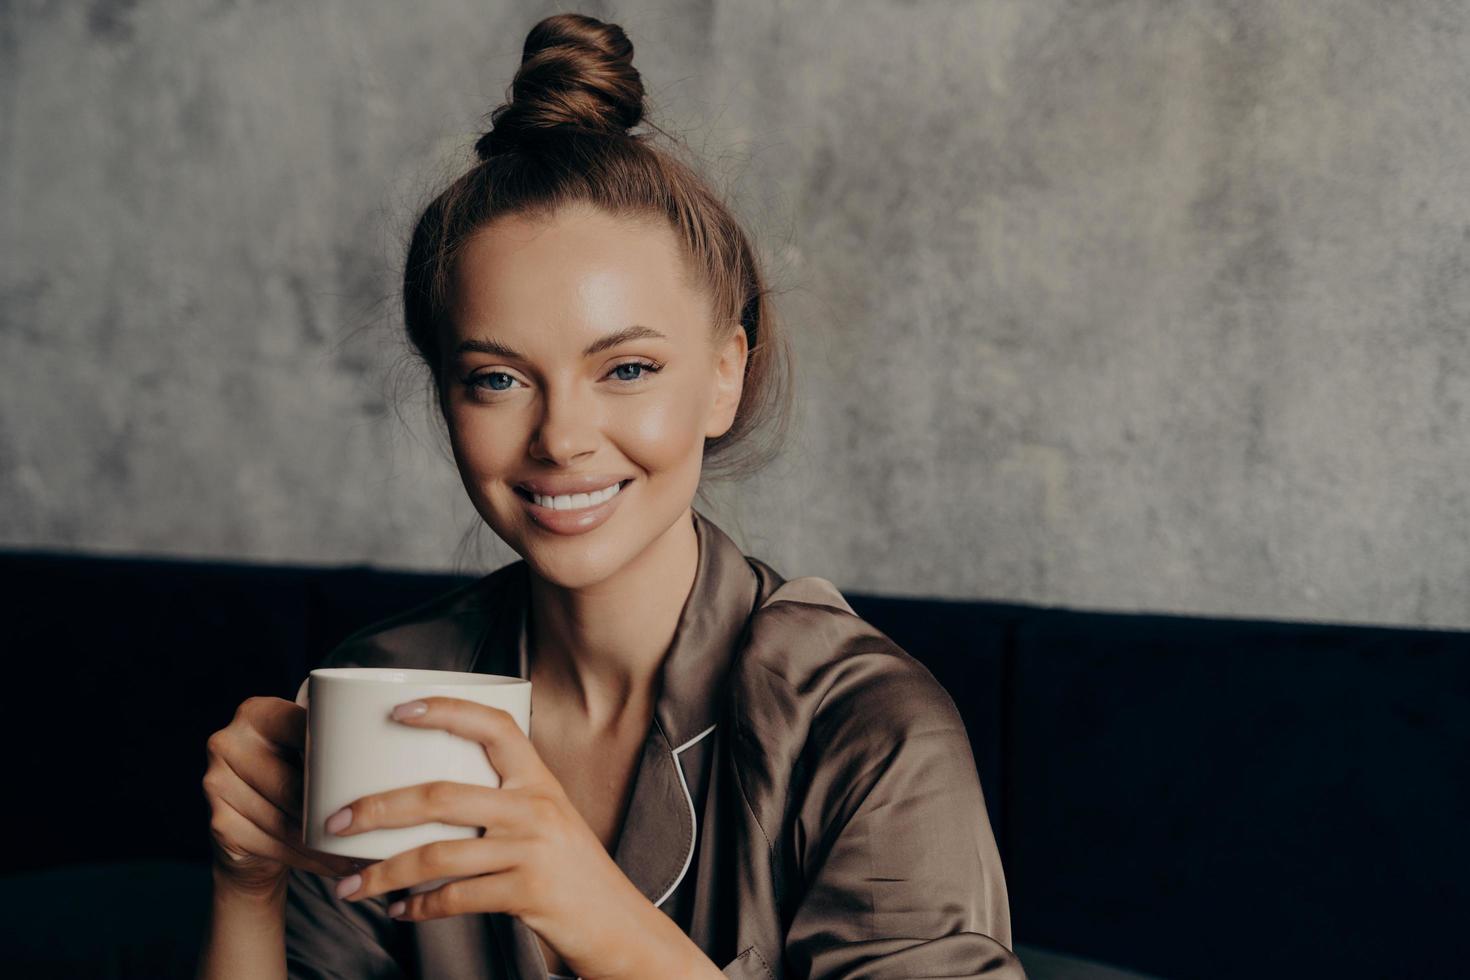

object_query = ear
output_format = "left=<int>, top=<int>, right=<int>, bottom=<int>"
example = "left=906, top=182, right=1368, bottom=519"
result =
left=706, top=324, right=749, bottom=440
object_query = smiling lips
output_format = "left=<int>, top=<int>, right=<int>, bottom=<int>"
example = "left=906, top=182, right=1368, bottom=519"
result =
left=514, top=477, right=632, bottom=535
left=517, top=479, right=627, bottom=511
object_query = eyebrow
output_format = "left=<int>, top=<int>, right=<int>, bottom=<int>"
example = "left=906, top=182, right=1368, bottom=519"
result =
left=453, top=324, right=669, bottom=361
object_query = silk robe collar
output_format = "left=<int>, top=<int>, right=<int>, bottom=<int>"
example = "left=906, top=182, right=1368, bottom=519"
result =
left=469, top=507, right=762, bottom=914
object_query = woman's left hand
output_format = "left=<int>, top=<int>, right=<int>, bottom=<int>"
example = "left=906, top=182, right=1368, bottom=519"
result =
left=325, top=696, right=690, bottom=978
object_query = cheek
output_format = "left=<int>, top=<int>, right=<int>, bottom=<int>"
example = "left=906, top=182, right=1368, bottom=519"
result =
left=614, top=381, right=709, bottom=471
left=446, top=403, right=520, bottom=480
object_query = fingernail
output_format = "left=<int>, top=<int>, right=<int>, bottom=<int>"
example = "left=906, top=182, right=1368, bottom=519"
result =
left=334, top=873, right=362, bottom=900
left=387, top=899, right=406, bottom=917
left=392, top=700, right=428, bottom=720
left=325, top=806, right=353, bottom=834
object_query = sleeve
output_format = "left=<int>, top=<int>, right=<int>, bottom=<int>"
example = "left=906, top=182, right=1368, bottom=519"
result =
left=782, top=652, right=1027, bottom=980
left=284, top=865, right=410, bottom=979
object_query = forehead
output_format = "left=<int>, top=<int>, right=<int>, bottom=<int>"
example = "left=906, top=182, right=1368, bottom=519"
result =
left=449, top=205, right=707, bottom=340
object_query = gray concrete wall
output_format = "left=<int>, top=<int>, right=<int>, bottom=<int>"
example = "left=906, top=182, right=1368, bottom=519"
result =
left=3, top=1, right=1467, bottom=630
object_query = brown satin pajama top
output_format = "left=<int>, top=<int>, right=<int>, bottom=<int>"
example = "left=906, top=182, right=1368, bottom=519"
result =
left=284, top=508, right=1025, bottom=979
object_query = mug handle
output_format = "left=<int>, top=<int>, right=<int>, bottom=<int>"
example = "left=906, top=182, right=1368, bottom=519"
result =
left=295, top=676, right=310, bottom=709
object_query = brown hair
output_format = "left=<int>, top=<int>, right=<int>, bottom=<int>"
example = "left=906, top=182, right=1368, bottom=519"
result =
left=400, top=12, right=794, bottom=486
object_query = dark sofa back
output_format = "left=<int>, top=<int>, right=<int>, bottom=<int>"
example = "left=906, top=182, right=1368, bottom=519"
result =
left=996, top=610, right=1468, bottom=978
left=0, top=548, right=1464, bottom=979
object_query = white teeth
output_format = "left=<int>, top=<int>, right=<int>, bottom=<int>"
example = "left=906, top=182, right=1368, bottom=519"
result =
left=530, top=481, right=624, bottom=511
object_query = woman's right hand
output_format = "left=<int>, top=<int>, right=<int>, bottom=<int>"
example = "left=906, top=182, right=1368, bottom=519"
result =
left=202, top=695, right=367, bottom=897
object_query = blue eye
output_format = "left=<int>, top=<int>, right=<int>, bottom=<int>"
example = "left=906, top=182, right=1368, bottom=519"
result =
left=475, top=372, right=518, bottom=392
left=610, top=360, right=663, bottom=383
left=463, top=360, right=663, bottom=396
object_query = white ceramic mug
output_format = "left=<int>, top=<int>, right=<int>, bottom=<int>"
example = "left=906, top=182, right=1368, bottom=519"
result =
left=294, top=667, right=532, bottom=891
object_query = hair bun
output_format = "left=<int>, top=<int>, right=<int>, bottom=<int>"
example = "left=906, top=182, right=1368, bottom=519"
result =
left=475, top=14, right=646, bottom=160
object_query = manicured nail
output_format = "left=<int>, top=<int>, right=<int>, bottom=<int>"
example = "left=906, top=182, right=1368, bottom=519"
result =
left=392, top=700, right=428, bottom=720
left=387, top=899, right=406, bottom=917
left=325, top=806, right=353, bottom=834
left=334, top=873, right=361, bottom=900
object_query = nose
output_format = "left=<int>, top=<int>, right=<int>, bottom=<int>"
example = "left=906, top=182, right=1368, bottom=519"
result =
left=529, top=380, right=600, bottom=465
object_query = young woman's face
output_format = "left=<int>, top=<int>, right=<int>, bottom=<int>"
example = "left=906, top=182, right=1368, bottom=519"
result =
left=440, top=203, right=747, bottom=589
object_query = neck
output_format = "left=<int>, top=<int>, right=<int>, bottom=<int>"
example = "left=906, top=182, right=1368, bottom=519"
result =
left=525, top=507, right=699, bottom=732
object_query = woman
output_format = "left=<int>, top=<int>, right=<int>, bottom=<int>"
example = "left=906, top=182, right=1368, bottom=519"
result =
left=199, top=13, right=1022, bottom=980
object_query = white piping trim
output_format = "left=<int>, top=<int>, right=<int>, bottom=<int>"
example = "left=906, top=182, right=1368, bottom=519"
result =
left=671, top=722, right=717, bottom=756
left=519, top=600, right=713, bottom=911
left=654, top=721, right=717, bottom=907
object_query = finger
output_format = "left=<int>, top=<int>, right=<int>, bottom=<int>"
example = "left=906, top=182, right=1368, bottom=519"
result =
left=331, top=780, right=520, bottom=838
left=213, top=795, right=357, bottom=879
left=241, top=697, right=308, bottom=754
left=213, top=754, right=302, bottom=840
left=217, top=730, right=304, bottom=820
left=388, top=866, right=526, bottom=922
left=212, top=759, right=359, bottom=876
left=339, top=836, right=520, bottom=903
left=389, top=697, right=545, bottom=789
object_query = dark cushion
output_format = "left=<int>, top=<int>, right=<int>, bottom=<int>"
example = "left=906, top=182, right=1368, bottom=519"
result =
left=0, top=860, right=1155, bottom=980
left=1005, top=610, right=1470, bottom=978
left=1, top=860, right=213, bottom=979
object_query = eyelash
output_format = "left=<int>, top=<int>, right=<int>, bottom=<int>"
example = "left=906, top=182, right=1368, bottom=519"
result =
left=462, top=359, right=664, bottom=396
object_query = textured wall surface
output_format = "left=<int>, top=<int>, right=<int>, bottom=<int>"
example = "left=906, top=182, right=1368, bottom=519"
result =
left=3, top=0, right=1468, bottom=630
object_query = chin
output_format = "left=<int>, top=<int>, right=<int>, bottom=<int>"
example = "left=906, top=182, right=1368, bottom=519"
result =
left=516, top=534, right=637, bottom=591
left=483, top=495, right=623, bottom=585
